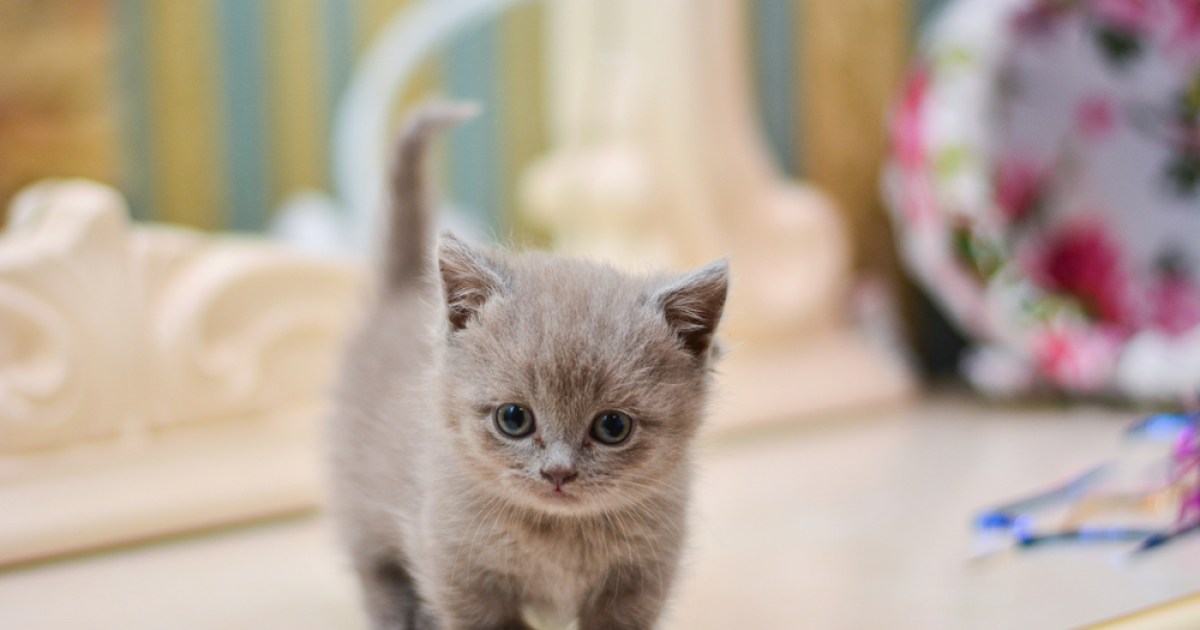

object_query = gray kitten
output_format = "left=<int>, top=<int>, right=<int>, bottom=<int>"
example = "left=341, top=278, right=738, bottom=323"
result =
left=328, top=104, right=729, bottom=630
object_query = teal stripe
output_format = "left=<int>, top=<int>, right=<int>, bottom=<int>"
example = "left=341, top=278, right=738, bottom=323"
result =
left=916, top=0, right=952, bottom=29
left=114, top=0, right=155, bottom=221
left=320, top=0, right=355, bottom=126
left=218, top=0, right=271, bottom=231
left=446, top=19, right=502, bottom=233
left=753, top=0, right=799, bottom=176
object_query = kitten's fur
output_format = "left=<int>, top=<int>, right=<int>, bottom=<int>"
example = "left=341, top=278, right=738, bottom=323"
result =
left=328, top=104, right=729, bottom=630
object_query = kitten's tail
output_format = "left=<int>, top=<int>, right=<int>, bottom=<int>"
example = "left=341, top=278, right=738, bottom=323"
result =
left=382, top=101, right=479, bottom=291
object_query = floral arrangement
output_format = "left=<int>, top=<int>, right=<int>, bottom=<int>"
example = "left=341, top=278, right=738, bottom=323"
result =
left=886, top=0, right=1200, bottom=401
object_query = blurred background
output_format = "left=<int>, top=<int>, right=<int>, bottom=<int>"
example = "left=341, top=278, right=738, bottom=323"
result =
left=0, top=0, right=961, bottom=373
left=5, top=0, right=1200, bottom=628
left=0, top=0, right=941, bottom=228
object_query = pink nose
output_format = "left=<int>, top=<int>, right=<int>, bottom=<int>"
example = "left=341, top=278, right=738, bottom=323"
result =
left=540, top=466, right=578, bottom=488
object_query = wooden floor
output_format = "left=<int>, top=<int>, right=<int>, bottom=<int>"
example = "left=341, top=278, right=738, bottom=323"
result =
left=2, top=394, right=1199, bottom=629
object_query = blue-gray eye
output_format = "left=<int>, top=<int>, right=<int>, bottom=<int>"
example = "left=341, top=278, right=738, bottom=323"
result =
left=495, top=404, right=535, bottom=438
left=591, top=411, right=633, bottom=445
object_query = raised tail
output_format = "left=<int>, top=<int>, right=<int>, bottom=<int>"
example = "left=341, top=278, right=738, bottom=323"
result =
left=381, top=102, right=479, bottom=291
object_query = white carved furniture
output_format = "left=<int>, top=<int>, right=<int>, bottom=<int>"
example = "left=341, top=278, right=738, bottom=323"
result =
left=0, top=180, right=359, bottom=566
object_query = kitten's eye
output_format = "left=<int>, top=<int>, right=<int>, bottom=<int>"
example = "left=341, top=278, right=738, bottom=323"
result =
left=590, top=411, right=633, bottom=445
left=494, top=404, right=535, bottom=438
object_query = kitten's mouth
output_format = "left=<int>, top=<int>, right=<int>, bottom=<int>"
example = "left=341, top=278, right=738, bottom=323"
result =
left=538, top=482, right=579, bottom=501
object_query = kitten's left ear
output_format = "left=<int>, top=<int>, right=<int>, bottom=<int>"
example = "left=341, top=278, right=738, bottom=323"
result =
left=651, top=259, right=729, bottom=358
left=438, top=233, right=506, bottom=331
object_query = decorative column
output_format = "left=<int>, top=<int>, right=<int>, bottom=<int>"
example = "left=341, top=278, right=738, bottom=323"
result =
left=522, top=0, right=913, bottom=428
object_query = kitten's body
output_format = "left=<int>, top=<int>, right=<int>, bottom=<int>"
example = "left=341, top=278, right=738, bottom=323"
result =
left=329, top=105, right=727, bottom=630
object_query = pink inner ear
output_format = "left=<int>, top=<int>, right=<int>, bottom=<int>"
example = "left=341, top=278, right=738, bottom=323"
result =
left=437, top=235, right=504, bottom=331
left=654, top=261, right=729, bottom=356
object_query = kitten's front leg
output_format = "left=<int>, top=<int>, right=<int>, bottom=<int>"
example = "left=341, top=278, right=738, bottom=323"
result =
left=427, top=571, right=534, bottom=630
left=579, top=562, right=675, bottom=630
left=356, top=559, right=436, bottom=630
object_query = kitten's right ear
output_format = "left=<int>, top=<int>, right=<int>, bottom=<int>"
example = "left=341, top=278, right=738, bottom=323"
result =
left=651, top=259, right=730, bottom=358
left=438, top=233, right=505, bottom=331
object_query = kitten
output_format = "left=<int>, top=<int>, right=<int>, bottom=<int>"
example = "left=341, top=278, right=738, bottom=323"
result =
left=328, top=103, right=729, bottom=630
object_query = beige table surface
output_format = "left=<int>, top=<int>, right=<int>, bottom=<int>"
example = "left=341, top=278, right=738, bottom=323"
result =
left=3, top=393, right=1199, bottom=629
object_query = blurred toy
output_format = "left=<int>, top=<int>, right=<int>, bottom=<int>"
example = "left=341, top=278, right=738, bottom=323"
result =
left=973, top=409, right=1200, bottom=556
left=1139, top=421, right=1200, bottom=551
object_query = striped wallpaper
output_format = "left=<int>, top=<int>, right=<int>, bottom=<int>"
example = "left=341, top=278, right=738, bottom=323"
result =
left=111, top=0, right=953, bottom=233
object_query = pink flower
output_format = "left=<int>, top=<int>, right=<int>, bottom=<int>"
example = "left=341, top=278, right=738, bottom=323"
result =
left=1033, top=326, right=1120, bottom=391
left=1075, top=95, right=1120, bottom=141
left=1012, top=1, right=1074, bottom=37
left=1169, top=0, right=1200, bottom=60
left=892, top=65, right=937, bottom=224
left=1029, top=220, right=1139, bottom=328
left=994, top=156, right=1048, bottom=222
left=1092, top=0, right=1155, bottom=32
left=1150, top=276, right=1200, bottom=334
left=893, top=66, right=930, bottom=171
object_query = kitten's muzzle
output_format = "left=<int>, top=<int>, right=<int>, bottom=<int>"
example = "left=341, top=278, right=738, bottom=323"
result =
left=540, top=466, right=578, bottom=489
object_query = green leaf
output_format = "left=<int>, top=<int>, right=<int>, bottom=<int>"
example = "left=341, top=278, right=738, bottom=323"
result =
left=1167, top=153, right=1200, bottom=196
left=1094, top=27, right=1142, bottom=68
left=935, top=145, right=971, bottom=178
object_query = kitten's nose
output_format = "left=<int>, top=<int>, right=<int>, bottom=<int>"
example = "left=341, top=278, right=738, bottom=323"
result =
left=540, top=466, right=578, bottom=488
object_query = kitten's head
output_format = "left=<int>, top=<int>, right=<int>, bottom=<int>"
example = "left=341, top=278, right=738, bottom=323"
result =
left=435, top=235, right=728, bottom=514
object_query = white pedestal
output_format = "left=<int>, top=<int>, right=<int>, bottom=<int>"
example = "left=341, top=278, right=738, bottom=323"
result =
left=0, top=406, right=323, bottom=567
left=710, top=330, right=915, bottom=434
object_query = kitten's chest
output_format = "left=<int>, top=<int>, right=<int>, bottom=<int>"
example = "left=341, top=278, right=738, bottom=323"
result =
left=520, top=527, right=597, bottom=582
left=454, top=515, right=615, bottom=622
left=512, top=535, right=599, bottom=625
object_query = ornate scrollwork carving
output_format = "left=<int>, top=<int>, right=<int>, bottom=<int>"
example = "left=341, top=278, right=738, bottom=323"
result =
left=0, top=180, right=360, bottom=453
